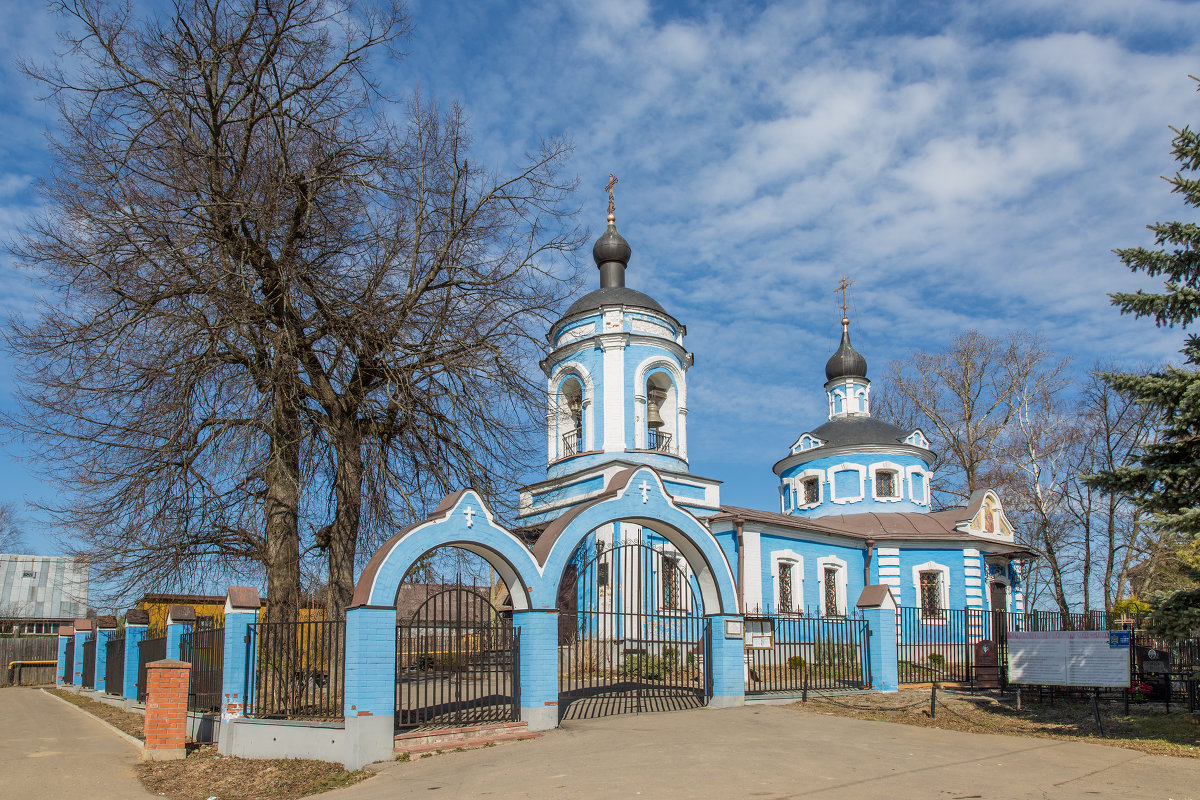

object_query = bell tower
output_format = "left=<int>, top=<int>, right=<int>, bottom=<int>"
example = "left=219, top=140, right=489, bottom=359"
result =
left=515, top=177, right=720, bottom=527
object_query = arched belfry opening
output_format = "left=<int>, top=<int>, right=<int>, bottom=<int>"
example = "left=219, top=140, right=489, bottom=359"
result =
left=644, top=372, right=677, bottom=454
left=558, top=376, right=584, bottom=457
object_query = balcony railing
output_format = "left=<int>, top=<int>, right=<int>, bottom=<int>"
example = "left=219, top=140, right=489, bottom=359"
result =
left=646, top=429, right=673, bottom=453
left=561, top=431, right=582, bottom=457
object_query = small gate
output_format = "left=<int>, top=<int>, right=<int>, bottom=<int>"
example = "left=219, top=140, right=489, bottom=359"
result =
left=557, top=534, right=706, bottom=720
left=137, top=634, right=167, bottom=703
left=395, top=585, right=518, bottom=729
left=745, top=615, right=869, bottom=694
left=63, top=636, right=74, bottom=684
left=81, top=633, right=96, bottom=689
left=180, top=623, right=225, bottom=713
left=104, top=636, right=125, bottom=695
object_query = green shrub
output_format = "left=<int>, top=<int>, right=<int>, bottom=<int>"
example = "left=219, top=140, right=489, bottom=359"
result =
left=926, top=652, right=945, bottom=667
left=787, top=655, right=805, bottom=670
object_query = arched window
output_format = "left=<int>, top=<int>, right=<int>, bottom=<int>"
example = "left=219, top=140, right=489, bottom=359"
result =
left=559, top=376, right=584, bottom=457
left=645, top=372, right=676, bottom=453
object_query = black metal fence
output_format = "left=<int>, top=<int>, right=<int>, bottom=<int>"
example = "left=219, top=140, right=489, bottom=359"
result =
left=136, top=635, right=167, bottom=703
left=245, top=620, right=345, bottom=720
left=180, top=625, right=224, bottom=713
left=104, top=637, right=125, bottom=695
left=80, top=633, right=96, bottom=689
left=745, top=615, right=869, bottom=694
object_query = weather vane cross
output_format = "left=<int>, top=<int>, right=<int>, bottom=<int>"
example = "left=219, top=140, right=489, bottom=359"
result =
left=605, top=173, right=619, bottom=221
left=835, top=273, right=855, bottom=318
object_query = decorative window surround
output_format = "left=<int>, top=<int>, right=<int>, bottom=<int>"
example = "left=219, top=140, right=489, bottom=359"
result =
left=792, top=469, right=824, bottom=510
left=905, top=429, right=930, bottom=448
left=826, top=463, right=867, bottom=504
left=905, top=466, right=931, bottom=505
left=912, top=561, right=950, bottom=622
left=791, top=433, right=825, bottom=454
left=871, top=461, right=905, bottom=502
left=770, top=550, right=804, bottom=616
left=816, top=555, right=848, bottom=617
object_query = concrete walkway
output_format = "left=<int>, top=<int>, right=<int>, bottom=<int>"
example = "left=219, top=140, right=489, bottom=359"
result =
left=0, top=687, right=157, bottom=800
left=327, top=705, right=1200, bottom=800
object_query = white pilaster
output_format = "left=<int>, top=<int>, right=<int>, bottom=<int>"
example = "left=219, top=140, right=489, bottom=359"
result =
left=599, top=333, right=626, bottom=452
left=742, top=528, right=762, bottom=614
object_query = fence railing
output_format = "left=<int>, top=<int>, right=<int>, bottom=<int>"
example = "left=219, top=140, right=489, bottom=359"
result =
left=745, top=615, right=869, bottom=694
left=246, top=620, right=345, bottom=720
left=136, top=635, right=167, bottom=703
left=180, top=625, right=224, bottom=713
left=104, top=636, right=125, bottom=695
left=81, top=633, right=97, bottom=689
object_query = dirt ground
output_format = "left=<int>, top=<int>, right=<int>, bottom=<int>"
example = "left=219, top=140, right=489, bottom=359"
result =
left=793, top=687, right=1200, bottom=758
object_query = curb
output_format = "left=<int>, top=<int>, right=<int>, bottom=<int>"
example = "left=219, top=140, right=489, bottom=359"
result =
left=41, top=687, right=147, bottom=754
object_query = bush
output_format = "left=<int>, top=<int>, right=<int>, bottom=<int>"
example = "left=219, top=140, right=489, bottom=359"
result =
left=926, top=652, right=945, bottom=667
left=787, top=655, right=806, bottom=670
left=814, top=637, right=858, bottom=665
left=618, top=653, right=670, bottom=680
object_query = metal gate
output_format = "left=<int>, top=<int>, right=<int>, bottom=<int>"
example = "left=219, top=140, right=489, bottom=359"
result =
left=395, top=585, right=518, bottom=729
left=557, top=533, right=706, bottom=720
left=745, top=615, right=869, bottom=694
left=63, top=636, right=74, bottom=684
left=137, top=635, right=167, bottom=703
left=104, top=636, right=125, bottom=695
left=81, top=633, right=96, bottom=689
left=180, top=623, right=225, bottom=713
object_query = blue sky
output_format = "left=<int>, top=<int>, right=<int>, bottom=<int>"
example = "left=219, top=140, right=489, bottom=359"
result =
left=1, top=0, right=1198, bottom=558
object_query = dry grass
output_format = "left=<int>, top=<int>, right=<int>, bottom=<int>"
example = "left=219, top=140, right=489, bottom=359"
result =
left=45, top=687, right=145, bottom=740
left=792, top=688, right=1200, bottom=759
left=137, top=745, right=371, bottom=800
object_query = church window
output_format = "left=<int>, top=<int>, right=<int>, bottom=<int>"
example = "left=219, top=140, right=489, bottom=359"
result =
left=597, top=562, right=609, bottom=587
left=823, top=567, right=841, bottom=616
left=778, top=562, right=794, bottom=613
left=802, top=478, right=819, bottom=505
left=920, top=571, right=943, bottom=618
left=875, top=470, right=897, bottom=498
left=662, top=556, right=681, bottom=610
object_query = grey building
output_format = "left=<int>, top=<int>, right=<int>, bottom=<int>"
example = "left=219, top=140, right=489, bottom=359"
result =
left=0, top=554, right=88, bottom=634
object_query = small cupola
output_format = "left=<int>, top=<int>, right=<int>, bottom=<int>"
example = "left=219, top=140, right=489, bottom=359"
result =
left=825, top=317, right=868, bottom=382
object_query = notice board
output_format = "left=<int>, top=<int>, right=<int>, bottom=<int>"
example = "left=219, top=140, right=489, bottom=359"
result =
left=1007, top=630, right=1130, bottom=688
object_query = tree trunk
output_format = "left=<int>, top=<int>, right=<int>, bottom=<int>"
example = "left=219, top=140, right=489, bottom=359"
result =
left=265, top=369, right=302, bottom=624
left=327, top=421, right=364, bottom=620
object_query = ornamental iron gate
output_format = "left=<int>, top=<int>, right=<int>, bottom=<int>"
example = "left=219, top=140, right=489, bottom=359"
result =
left=81, top=633, right=96, bottom=689
left=745, top=615, right=869, bottom=694
left=104, top=636, right=125, bottom=695
left=395, top=585, right=518, bottom=729
left=180, top=623, right=225, bottom=713
left=557, top=533, right=706, bottom=720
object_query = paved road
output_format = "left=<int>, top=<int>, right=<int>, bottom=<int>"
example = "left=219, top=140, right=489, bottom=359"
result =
left=328, top=704, right=1200, bottom=800
left=0, top=687, right=156, bottom=800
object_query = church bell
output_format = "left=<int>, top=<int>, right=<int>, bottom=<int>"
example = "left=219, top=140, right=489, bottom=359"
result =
left=646, top=387, right=666, bottom=429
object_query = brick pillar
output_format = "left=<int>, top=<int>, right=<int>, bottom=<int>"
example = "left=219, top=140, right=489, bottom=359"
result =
left=219, top=587, right=260, bottom=721
left=57, top=626, right=74, bottom=685
left=123, top=609, right=149, bottom=701
left=143, top=659, right=190, bottom=760
left=707, top=614, right=747, bottom=708
left=342, top=605, right=395, bottom=770
left=857, top=586, right=899, bottom=692
left=94, top=616, right=117, bottom=694
left=513, top=609, right=559, bottom=731
left=72, top=618, right=92, bottom=686
left=165, top=604, right=196, bottom=661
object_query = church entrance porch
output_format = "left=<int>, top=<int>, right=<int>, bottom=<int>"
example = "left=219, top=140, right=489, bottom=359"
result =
left=557, top=533, right=707, bottom=720
left=395, top=581, right=519, bottom=730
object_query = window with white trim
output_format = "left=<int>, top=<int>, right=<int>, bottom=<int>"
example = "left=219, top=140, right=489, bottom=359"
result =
left=779, top=562, right=795, bottom=614
left=875, top=469, right=897, bottom=498
left=802, top=477, right=819, bottom=505
left=919, top=571, right=943, bottom=618
left=662, top=555, right=682, bottom=610
left=817, top=556, right=848, bottom=617
left=771, top=551, right=804, bottom=616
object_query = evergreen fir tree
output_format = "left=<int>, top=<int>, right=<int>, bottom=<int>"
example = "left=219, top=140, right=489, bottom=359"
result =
left=1092, top=81, right=1200, bottom=552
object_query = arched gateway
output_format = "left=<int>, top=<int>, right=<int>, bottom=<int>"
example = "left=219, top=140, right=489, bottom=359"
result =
left=342, top=466, right=746, bottom=763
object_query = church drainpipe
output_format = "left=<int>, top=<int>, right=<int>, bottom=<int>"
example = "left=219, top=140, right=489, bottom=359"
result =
left=735, top=516, right=745, bottom=614
left=864, top=538, right=875, bottom=587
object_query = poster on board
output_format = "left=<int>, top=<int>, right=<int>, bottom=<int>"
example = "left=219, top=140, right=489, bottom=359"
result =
left=1008, top=630, right=1130, bottom=688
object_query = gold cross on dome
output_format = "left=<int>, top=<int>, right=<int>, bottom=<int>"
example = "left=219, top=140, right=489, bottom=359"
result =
left=835, top=274, right=855, bottom=315
left=605, top=173, right=619, bottom=216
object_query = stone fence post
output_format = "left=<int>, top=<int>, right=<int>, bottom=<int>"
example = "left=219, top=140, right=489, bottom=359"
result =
left=56, top=625, right=73, bottom=685
left=219, top=586, right=259, bottom=720
left=856, top=585, right=899, bottom=692
left=72, top=618, right=92, bottom=687
left=165, top=604, right=196, bottom=661
left=342, top=605, right=396, bottom=770
left=513, top=609, right=559, bottom=731
left=123, top=609, right=149, bottom=702
left=706, top=614, right=747, bottom=708
left=94, top=616, right=117, bottom=694
left=144, top=659, right=190, bottom=760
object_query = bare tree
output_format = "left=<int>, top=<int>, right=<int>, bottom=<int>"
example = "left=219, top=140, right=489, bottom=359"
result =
left=880, top=330, right=1065, bottom=508
left=7, top=0, right=580, bottom=618
left=0, top=503, right=23, bottom=553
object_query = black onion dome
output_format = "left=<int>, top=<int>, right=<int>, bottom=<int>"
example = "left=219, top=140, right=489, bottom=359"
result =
left=565, top=287, right=665, bottom=317
left=825, top=322, right=868, bottom=381
left=809, top=416, right=911, bottom=448
left=592, top=223, right=631, bottom=267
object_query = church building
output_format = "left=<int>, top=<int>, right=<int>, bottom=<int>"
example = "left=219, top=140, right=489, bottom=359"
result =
left=517, top=196, right=1029, bottom=627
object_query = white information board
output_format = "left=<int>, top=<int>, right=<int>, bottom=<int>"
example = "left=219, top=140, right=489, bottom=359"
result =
left=1007, top=630, right=1130, bottom=688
